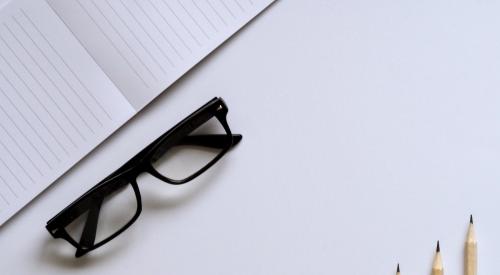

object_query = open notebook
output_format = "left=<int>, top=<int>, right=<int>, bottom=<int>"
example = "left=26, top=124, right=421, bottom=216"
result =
left=0, top=0, right=273, bottom=225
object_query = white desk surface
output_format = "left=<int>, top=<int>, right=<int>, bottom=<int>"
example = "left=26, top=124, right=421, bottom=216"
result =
left=2, top=1, right=500, bottom=274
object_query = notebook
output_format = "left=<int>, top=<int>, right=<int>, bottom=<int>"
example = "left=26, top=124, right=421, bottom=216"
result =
left=0, top=0, right=274, bottom=226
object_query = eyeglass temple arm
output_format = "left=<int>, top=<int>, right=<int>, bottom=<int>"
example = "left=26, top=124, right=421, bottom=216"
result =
left=76, top=198, right=103, bottom=257
left=177, top=134, right=242, bottom=148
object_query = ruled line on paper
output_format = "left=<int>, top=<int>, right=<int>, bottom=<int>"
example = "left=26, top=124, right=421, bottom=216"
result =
left=13, top=16, right=102, bottom=131
left=90, top=0, right=159, bottom=82
left=0, top=55, right=70, bottom=156
left=0, top=81, right=62, bottom=162
left=161, top=0, right=202, bottom=46
left=177, top=0, right=211, bottom=40
left=0, top=122, right=43, bottom=176
left=0, top=30, right=79, bottom=149
left=75, top=0, right=150, bottom=88
left=233, top=0, right=245, bottom=12
left=11, top=16, right=99, bottom=131
left=4, top=22, right=89, bottom=141
left=0, top=84, right=57, bottom=164
left=146, top=0, right=193, bottom=53
left=0, top=138, right=35, bottom=184
left=133, top=0, right=184, bottom=60
left=20, top=9, right=114, bottom=121
left=219, top=0, right=236, bottom=19
left=0, top=157, right=25, bottom=191
left=118, top=0, right=176, bottom=67
left=0, top=172, right=16, bottom=198
left=104, top=0, right=168, bottom=75
left=206, top=0, right=227, bottom=26
left=192, top=0, right=219, bottom=33
left=0, top=100, right=54, bottom=168
left=0, top=190, right=9, bottom=206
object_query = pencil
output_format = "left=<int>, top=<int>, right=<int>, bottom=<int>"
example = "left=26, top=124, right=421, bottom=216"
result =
left=396, top=263, right=401, bottom=275
left=432, top=241, right=444, bottom=275
left=465, top=215, right=477, bottom=275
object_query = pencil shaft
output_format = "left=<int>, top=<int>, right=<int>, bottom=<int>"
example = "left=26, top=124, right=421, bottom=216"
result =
left=465, top=242, right=477, bottom=275
left=465, top=222, right=477, bottom=275
left=432, top=246, right=444, bottom=275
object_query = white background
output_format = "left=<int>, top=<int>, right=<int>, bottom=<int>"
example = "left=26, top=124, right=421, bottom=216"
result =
left=1, top=0, right=500, bottom=274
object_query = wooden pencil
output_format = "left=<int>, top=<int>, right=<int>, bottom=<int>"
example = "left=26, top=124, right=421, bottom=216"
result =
left=465, top=215, right=477, bottom=275
left=432, top=241, right=444, bottom=275
left=396, top=263, right=400, bottom=275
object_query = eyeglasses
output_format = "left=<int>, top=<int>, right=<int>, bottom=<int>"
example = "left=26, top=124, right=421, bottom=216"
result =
left=46, top=97, right=241, bottom=257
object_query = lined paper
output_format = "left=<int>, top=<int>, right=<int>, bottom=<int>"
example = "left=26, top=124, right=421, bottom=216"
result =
left=0, top=0, right=272, bottom=225
left=48, top=0, right=275, bottom=110
left=0, top=0, right=135, bottom=225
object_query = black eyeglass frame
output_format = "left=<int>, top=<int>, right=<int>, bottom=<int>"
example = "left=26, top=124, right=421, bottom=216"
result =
left=46, top=97, right=241, bottom=257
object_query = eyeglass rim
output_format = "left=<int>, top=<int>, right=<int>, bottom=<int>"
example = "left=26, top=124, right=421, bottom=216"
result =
left=147, top=113, right=233, bottom=184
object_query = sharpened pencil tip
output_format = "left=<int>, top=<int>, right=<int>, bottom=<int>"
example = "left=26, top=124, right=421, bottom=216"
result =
left=470, top=215, right=474, bottom=224
left=397, top=263, right=400, bottom=273
left=436, top=241, right=440, bottom=252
